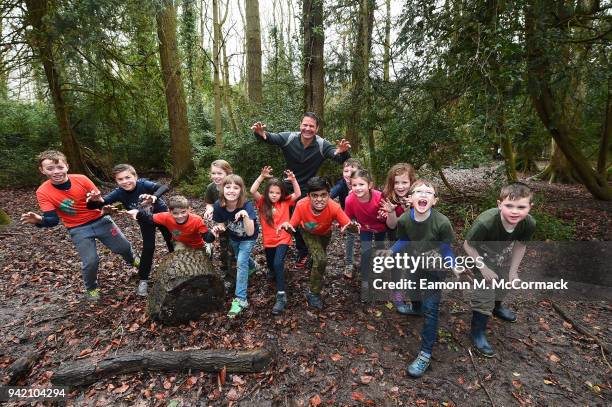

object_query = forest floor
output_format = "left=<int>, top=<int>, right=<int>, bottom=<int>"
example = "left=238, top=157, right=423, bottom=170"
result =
left=0, top=166, right=610, bottom=406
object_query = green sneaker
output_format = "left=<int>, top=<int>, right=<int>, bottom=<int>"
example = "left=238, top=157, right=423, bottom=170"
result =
left=85, top=288, right=100, bottom=302
left=132, top=256, right=140, bottom=268
left=228, top=298, right=248, bottom=318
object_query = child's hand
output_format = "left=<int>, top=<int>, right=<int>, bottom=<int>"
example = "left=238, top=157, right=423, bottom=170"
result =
left=234, top=210, right=248, bottom=221
left=341, top=220, right=360, bottom=233
left=204, top=206, right=213, bottom=221
left=284, top=169, right=296, bottom=182
left=480, top=266, right=498, bottom=282
left=251, top=122, right=267, bottom=139
left=376, top=249, right=393, bottom=258
left=20, top=212, right=42, bottom=225
left=380, top=198, right=397, bottom=214
left=400, top=196, right=411, bottom=208
left=211, top=224, right=226, bottom=237
left=126, top=209, right=139, bottom=220
left=260, top=166, right=273, bottom=178
left=86, top=189, right=103, bottom=202
left=101, top=205, right=119, bottom=216
left=139, top=194, right=157, bottom=205
left=334, top=139, right=351, bottom=154
left=277, top=222, right=295, bottom=235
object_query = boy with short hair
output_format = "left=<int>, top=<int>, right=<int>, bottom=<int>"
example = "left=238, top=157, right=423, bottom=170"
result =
left=127, top=195, right=215, bottom=251
left=463, top=182, right=536, bottom=357
left=278, top=176, right=357, bottom=310
left=20, top=150, right=136, bottom=302
left=330, top=158, right=362, bottom=278
left=86, top=163, right=174, bottom=296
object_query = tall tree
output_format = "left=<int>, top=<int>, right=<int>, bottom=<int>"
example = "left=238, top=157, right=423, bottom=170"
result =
left=303, top=0, right=325, bottom=134
left=212, top=0, right=223, bottom=147
left=245, top=0, right=263, bottom=105
left=346, top=0, right=375, bottom=154
left=24, top=0, right=87, bottom=174
left=382, top=0, right=391, bottom=82
left=525, top=0, right=611, bottom=200
left=156, top=0, right=194, bottom=179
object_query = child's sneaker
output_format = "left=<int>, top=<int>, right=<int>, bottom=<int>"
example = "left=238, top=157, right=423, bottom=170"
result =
left=271, top=292, right=287, bottom=315
left=204, top=243, right=213, bottom=258
left=137, top=280, right=148, bottom=296
left=407, top=351, right=431, bottom=378
left=85, top=288, right=100, bottom=302
left=228, top=298, right=248, bottom=318
left=132, top=256, right=140, bottom=268
left=293, top=255, right=309, bottom=270
left=343, top=264, right=354, bottom=279
left=306, top=292, right=323, bottom=310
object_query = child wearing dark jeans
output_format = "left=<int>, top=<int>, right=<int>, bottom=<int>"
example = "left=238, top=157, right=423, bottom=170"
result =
left=86, top=164, right=174, bottom=296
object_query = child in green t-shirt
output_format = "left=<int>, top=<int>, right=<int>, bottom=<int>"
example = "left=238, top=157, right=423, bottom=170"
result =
left=463, top=182, right=536, bottom=357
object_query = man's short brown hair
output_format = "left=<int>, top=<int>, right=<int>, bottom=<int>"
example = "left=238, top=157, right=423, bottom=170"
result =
left=499, top=182, right=533, bottom=202
left=167, top=195, right=190, bottom=210
left=37, top=150, right=67, bottom=167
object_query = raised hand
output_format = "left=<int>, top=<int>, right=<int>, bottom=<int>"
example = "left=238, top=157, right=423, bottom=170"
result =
left=261, top=166, right=273, bottom=178
left=276, top=222, right=296, bottom=235
left=334, top=139, right=351, bottom=154
left=86, top=189, right=103, bottom=202
left=20, top=212, right=42, bottom=225
left=211, top=224, right=226, bottom=237
left=251, top=122, right=267, bottom=139
left=139, top=194, right=157, bottom=205
left=204, top=206, right=214, bottom=221
left=341, top=220, right=360, bottom=233
left=284, top=169, right=296, bottom=182
left=101, top=205, right=119, bottom=216
left=126, top=209, right=139, bottom=220
left=234, top=210, right=248, bottom=222
left=380, top=198, right=397, bottom=214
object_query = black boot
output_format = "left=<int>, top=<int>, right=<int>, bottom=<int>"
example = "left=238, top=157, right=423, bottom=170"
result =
left=493, top=301, right=517, bottom=322
left=471, top=311, right=496, bottom=357
left=271, top=292, right=287, bottom=315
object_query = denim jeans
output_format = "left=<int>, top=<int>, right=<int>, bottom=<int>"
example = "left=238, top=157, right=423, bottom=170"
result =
left=359, top=231, right=386, bottom=282
left=68, top=216, right=134, bottom=290
left=264, top=244, right=289, bottom=292
left=409, top=269, right=443, bottom=355
left=345, top=232, right=356, bottom=266
left=229, top=239, right=257, bottom=300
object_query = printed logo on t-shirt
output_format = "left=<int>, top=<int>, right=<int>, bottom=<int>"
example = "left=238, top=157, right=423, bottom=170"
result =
left=172, top=230, right=181, bottom=237
left=59, top=199, right=76, bottom=216
left=304, top=221, right=318, bottom=231
left=226, top=219, right=247, bottom=237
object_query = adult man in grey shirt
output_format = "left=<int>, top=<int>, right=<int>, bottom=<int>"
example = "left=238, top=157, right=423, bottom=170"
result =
left=251, top=112, right=351, bottom=268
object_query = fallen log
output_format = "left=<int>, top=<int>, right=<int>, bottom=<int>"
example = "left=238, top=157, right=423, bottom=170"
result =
left=5, top=350, right=42, bottom=385
left=148, top=249, right=225, bottom=325
left=51, top=348, right=271, bottom=387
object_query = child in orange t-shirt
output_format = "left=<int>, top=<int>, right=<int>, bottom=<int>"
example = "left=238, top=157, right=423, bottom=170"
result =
left=278, top=176, right=358, bottom=310
left=20, top=150, right=135, bottom=302
left=127, top=195, right=215, bottom=251
left=250, top=166, right=301, bottom=315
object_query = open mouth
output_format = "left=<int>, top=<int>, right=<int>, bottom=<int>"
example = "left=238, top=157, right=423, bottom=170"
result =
left=417, top=199, right=428, bottom=209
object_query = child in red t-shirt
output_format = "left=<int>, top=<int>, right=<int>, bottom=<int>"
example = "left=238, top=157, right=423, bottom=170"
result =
left=250, top=166, right=301, bottom=315
left=344, top=169, right=387, bottom=302
left=279, top=177, right=357, bottom=310
left=127, top=195, right=215, bottom=251
left=20, top=150, right=136, bottom=302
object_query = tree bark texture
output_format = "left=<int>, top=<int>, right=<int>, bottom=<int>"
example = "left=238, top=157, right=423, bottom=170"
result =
left=246, top=0, right=263, bottom=105
left=212, top=0, right=223, bottom=147
left=157, top=0, right=194, bottom=179
left=24, top=0, right=87, bottom=174
left=52, top=348, right=272, bottom=387
left=303, top=0, right=325, bottom=135
left=525, top=0, right=612, bottom=200
left=383, top=0, right=391, bottom=82
left=148, top=249, right=225, bottom=325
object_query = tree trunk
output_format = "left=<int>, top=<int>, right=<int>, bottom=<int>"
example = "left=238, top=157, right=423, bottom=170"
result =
left=212, top=0, right=223, bottom=147
left=156, top=0, right=194, bottom=179
left=0, top=17, right=7, bottom=99
left=383, top=0, right=391, bottom=82
left=148, top=249, right=225, bottom=325
left=498, top=115, right=517, bottom=182
left=222, top=38, right=239, bottom=135
left=524, top=0, right=612, bottom=200
left=303, top=0, right=325, bottom=136
left=597, top=80, right=611, bottom=177
left=52, top=348, right=272, bottom=387
left=538, top=139, right=578, bottom=183
left=346, top=0, right=375, bottom=154
left=5, top=350, right=42, bottom=385
left=24, top=0, right=88, bottom=174
left=245, top=0, right=263, bottom=105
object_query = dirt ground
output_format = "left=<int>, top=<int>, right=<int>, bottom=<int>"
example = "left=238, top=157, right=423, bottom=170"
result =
left=0, top=172, right=610, bottom=406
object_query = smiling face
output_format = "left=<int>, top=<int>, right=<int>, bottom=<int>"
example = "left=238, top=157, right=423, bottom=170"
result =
left=343, top=165, right=358, bottom=184
left=39, top=159, right=69, bottom=184
left=268, top=185, right=282, bottom=203
left=309, top=189, right=329, bottom=213
left=115, top=170, right=137, bottom=191
left=170, top=207, right=190, bottom=224
left=210, top=165, right=228, bottom=186
left=410, top=184, right=437, bottom=214
left=299, top=116, right=319, bottom=143
left=394, top=173, right=412, bottom=198
left=497, top=196, right=532, bottom=229
left=223, top=182, right=242, bottom=202
left=350, top=176, right=372, bottom=200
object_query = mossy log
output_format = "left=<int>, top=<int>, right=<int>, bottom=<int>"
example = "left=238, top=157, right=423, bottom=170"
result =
left=148, top=249, right=225, bottom=325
